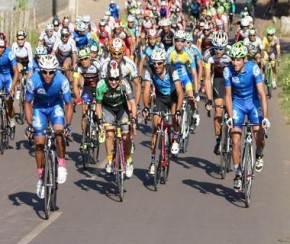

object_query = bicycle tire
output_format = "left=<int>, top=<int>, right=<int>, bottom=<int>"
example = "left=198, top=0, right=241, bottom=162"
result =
left=265, top=64, right=273, bottom=99
left=18, top=83, right=25, bottom=124
left=44, top=150, right=53, bottom=219
left=0, top=110, right=4, bottom=154
left=50, top=151, right=58, bottom=211
left=81, top=124, right=90, bottom=169
left=219, top=122, right=227, bottom=179
left=115, top=140, right=124, bottom=202
left=162, top=130, right=171, bottom=184
left=242, top=144, right=254, bottom=208
left=154, top=130, right=162, bottom=191
left=3, top=108, right=10, bottom=150
left=90, top=131, right=99, bottom=164
left=180, top=105, right=190, bottom=153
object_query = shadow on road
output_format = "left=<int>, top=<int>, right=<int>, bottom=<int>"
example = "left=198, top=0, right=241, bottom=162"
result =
left=173, top=155, right=223, bottom=179
left=183, top=179, right=246, bottom=208
left=133, top=168, right=156, bottom=192
left=15, top=139, right=35, bottom=157
left=8, top=192, right=47, bottom=219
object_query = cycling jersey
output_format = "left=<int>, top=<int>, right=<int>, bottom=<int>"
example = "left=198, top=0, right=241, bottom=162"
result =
left=262, top=35, right=280, bottom=54
left=166, top=46, right=196, bottom=89
left=159, top=29, right=175, bottom=51
left=244, top=37, right=264, bottom=58
left=109, top=3, right=120, bottom=20
left=96, top=27, right=110, bottom=45
left=73, top=59, right=102, bottom=87
left=0, top=47, right=17, bottom=75
left=96, top=78, right=134, bottom=107
left=224, top=61, right=263, bottom=127
left=53, top=37, right=77, bottom=60
left=39, top=31, right=59, bottom=54
left=72, top=31, right=90, bottom=48
left=144, top=65, right=179, bottom=95
left=197, top=33, right=213, bottom=54
left=11, top=42, right=33, bottom=72
left=32, top=58, right=40, bottom=72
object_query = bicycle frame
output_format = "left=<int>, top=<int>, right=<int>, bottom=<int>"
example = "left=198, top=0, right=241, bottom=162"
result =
left=0, top=91, right=11, bottom=154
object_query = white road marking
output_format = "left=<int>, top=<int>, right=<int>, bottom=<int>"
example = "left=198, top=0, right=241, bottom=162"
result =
left=16, top=211, right=62, bottom=244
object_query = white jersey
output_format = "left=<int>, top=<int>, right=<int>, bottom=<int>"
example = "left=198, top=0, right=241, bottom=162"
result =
left=39, top=31, right=59, bottom=53
left=11, top=41, right=33, bottom=69
left=244, top=36, right=264, bottom=56
left=53, top=37, right=77, bottom=58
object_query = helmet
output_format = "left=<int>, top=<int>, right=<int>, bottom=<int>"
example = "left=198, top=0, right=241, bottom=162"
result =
left=99, top=19, right=106, bottom=26
left=228, top=41, right=248, bottom=58
left=266, top=26, right=276, bottom=35
left=135, top=9, right=141, bottom=15
left=38, top=54, right=59, bottom=70
left=16, top=30, right=27, bottom=38
left=206, top=10, right=213, bottom=17
left=175, top=7, right=181, bottom=13
left=161, top=0, right=167, bottom=6
left=81, top=92, right=93, bottom=103
left=217, top=6, right=224, bottom=14
left=152, top=48, right=166, bottom=61
left=78, top=47, right=90, bottom=59
left=0, top=32, right=7, bottom=47
left=46, top=24, right=54, bottom=31
left=246, top=15, right=254, bottom=25
left=90, top=44, right=98, bottom=52
left=75, top=16, right=83, bottom=24
left=82, top=14, right=91, bottom=23
left=127, top=15, right=135, bottom=22
left=76, top=22, right=87, bottom=32
left=204, top=23, right=211, bottom=30
left=185, top=32, right=193, bottom=42
left=212, top=30, right=228, bottom=47
left=107, top=60, right=121, bottom=78
left=199, top=21, right=205, bottom=28
left=249, top=28, right=257, bottom=35
left=114, top=21, right=121, bottom=29
left=148, top=29, right=158, bottom=38
left=52, top=18, right=60, bottom=26
left=34, top=45, right=47, bottom=56
left=241, top=18, right=250, bottom=27
left=163, top=18, right=171, bottom=26
left=109, top=38, right=126, bottom=54
left=61, top=28, right=70, bottom=36
left=174, top=30, right=186, bottom=40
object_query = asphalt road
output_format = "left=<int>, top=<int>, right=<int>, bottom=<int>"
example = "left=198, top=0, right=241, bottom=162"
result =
left=1, top=0, right=290, bottom=243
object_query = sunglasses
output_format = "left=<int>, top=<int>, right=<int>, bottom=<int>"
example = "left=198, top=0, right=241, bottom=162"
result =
left=80, top=57, right=89, bottom=61
left=17, top=38, right=25, bottom=41
left=249, top=34, right=256, bottom=36
left=109, top=77, right=119, bottom=81
left=214, top=47, right=225, bottom=51
left=0, top=46, right=5, bottom=49
left=175, top=39, right=185, bottom=43
left=62, top=35, right=69, bottom=38
left=41, top=70, right=56, bottom=76
left=112, top=52, right=123, bottom=57
left=153, top=61, right=163, bottom=66
left=267, top=34, right=274, bottom=36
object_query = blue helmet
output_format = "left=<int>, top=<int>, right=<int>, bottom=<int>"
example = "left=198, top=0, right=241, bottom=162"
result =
left=81, top=92, right=93, bottom=103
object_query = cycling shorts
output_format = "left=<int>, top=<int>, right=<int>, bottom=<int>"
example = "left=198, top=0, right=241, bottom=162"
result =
left=32, top=104, right=65, bottom=136
left=155, top=90, right=178, bottom=114
left=0, top=74, right=12, bottom=97
left=232, top=98, right=263, bottom=129
left=103, top=104, right=130, bottom=132
left=213, top=77, right=225, bottom=100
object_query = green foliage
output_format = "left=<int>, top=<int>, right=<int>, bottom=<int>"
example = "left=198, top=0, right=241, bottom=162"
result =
left=16, top=0, right=28, bottom=11
left=278, top=53, right=290, bottom=122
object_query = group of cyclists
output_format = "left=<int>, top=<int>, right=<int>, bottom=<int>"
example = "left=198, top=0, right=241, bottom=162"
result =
left=0, top=0, right=280, bottom=199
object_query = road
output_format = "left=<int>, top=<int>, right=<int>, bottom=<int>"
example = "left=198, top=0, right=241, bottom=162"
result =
left=1, top=0, right=290, bottom=243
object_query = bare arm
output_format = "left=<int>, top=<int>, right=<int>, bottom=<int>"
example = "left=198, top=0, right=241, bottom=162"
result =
left=225, top=86, right=233, bottom=118
left=204, top=65, right=212, bottom=100
left=133, top=76, right=141, bottom=106
left=24, top=101, right=33, bottom=125
left=143, top=81, right=151, bottom=108
left=65, top=101, right=73, bottom=125
left=256, top=82, right=268, bottom=118
left=175, top=81, right=184, bottom=111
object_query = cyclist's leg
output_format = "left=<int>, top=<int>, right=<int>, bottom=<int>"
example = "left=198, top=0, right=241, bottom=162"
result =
left=63, top=57, right=72, bottom=81
left=4, top=75, right=16, bottom=134
left=269, top=52, right=277, bottom=88
left=170, top=91, right=180, bottom=155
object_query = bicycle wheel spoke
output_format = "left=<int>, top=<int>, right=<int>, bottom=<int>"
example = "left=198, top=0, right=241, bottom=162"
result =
left=44, top=151, right=53, bottom=219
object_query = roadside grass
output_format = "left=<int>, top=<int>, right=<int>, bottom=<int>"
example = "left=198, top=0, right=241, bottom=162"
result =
left=278, top=53, right=290, bottom=123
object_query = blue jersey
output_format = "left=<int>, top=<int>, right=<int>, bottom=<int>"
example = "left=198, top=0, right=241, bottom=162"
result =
left=144, top=66, right=180, bottom=95
left=109, top=4, right=120, bottom=19
left=224, top=61, right=263, bottom=101
left=32, top=58, right=40, bottom=72
left=0, top=47, right=17, bottom=75
left=73, top=31, right=90, bottom=48
left=141, top=43, right=165, bottom=64
left=25, top=71, right=72, bottom=108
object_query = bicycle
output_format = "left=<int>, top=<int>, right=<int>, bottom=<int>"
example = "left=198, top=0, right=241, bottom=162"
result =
left=79, top=102, right=100, bottom=170
left=17, top=67, right=27, bottom=124
left=179, top=95, right=193, bottom=153
left=0, top=90, right=11, bottom=154
left=147, top=111, right=172, bottom=191
left=103, top=120, right=132, bottom=202
left=234, top=121, right=267, bottom=208
left=264, top=58, right=275, bottom=99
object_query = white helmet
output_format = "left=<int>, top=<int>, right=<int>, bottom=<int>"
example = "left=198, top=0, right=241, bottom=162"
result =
left=212, top=30, right=228, bottom=47
left=148, top=29, right=158, bottom=38
left=135, top=9, right=141, bottom=15
left=38, top=54, right=59, bottom=70
left=75, top=16, right=83, bottom=24
left=34, top=45, right=47, bottom=56
left=174, top=30, right=186, bottom=40
left=249, top=28, right=257, bottom=35
left=241, top=18, right=250, bottom=27
left=61, top=28, right=70, bottom=36
left=163, top=18, right=171, bottom=26
left=76, top=22, right=87, bottom=31
left=90, top=45, right=98, bottom=52
left=46, top=24, right=54, bottom=31
left=127, top=15, right=135, bottom=22
left=152, top=48, right=166, bottom=61
left=82, top=14, right=91, bottom=23
left=185, top=32, right=193, bottom=42
left=246, top=15, right=254, bottom=25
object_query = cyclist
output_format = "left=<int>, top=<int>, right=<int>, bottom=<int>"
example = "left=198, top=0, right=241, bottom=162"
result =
left=167, top=30, right=200, bottom=135
left=262, top=26, right=281, bottom=89
left=39, top=24, right=59, bottom=54
left=96, top=60, right=137, bottom=178
left=197, top=23, right=213, bottom=55
left=73, top=47, right=101, bottom=135
left=32, top=45, right=48, bottom=72
left=204, top=30, right=231, bottom=155
left=125, top=0, right=138, bottom=16
left=24, top=54, right=73, bottom=198
left=52, top=28, right=77, bottom=80
left=11, top=30, right=33, bottom=79
left=143, top=48, right=183, bottom=174
left=158, top=18, right=175, bottom=51
left=0, top=33, right=19, bottom=140
left=234, top=17, right=250, bottom=42
left=52, top=17, right=62, bottom=38
left=72, top=22, right=90, bottom=49
left=101, top=38, right=141, bottom=108
left=96, top=18, right=111, bottom=47
left=224, top=42, right=270, bottom=191
left=212, top=6, right=228, bottom=33
left=108, top=0, right=120, bottom=20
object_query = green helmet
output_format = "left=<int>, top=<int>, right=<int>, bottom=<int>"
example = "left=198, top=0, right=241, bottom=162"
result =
left=266, top=26, right=276, bottom=35
left=228, top=41, right=248, bottom=58
left=78, top=47, right=90, bottom=59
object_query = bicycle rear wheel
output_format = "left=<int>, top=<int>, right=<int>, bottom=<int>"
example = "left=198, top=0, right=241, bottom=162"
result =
left=115, top=141, right=124, bottom=201
left=154, top=131, right=162, bottom=191
left=18, top=83, right=25, bottom=124
left=81, top=125, right=90, bottom=169
left=162, top=130, right=171, bottom=184
left=90, top=130, right=99, bottom=164
left=242, top=144, right=254, bottom=208
left=50, top=151, right=58, bottom=211
left=0, top=110, right=4, bottom=154
left=220, top=123, right=231, bottom=179
left=180, top=106, right=191, bottom=153
left=265, top=65, right=273, bottom=99
left=44, top=150, right=53, bottom=219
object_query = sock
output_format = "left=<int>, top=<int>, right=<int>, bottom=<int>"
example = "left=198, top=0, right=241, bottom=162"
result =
left=173, top=131, right=180, bottom=141
left=58, top=158, right=66, bottom=167
left=107, top=155, right=113, bottom=164
left=151, top=154, right=155, bottom=163
left=125, top=155, right=132, bottom=164
left=216, top=136, right=221, bottom=142
left=38, top=168, right=44, bottom=179
left=256, top=148, right=263, bottom=159
left=234, top=164, right=241, bottom=176
left=9, top=117, right=16, bottom=128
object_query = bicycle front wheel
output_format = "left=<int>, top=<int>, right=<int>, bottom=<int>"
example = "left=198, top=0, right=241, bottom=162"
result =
left=162, top=130, right=171, bottom=184
left=44, top=150, right=53, bottom=219
left=265, top=64, right=273, bottom=99
left=50, top=151, right=58, bottom=211
left=115, top=141, right=125, bottom=202
left=0, top=110, right=4, bottom=154
left=242, top=144, right=254, bottom=208
left=81, top=125, right=90, bottom=169
left=220, top=124, right=231, bottom=179
left=90, top=130, right=100, bottom=164
left=18, top=84, right=25, bottom=124
left=154, top=131, right=163, bottom=191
